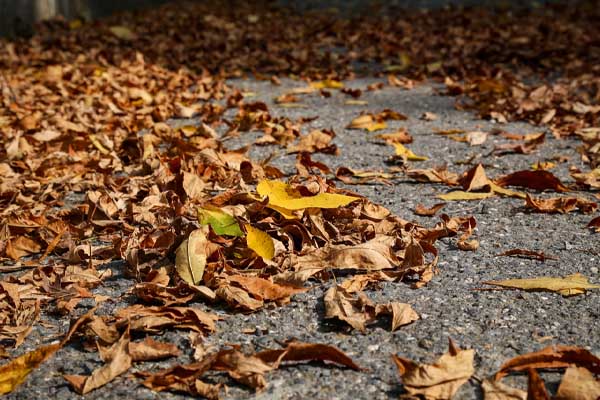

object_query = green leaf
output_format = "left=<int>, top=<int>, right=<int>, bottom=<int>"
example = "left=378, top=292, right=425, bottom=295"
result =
left=198, top=207, right=244, bottom=237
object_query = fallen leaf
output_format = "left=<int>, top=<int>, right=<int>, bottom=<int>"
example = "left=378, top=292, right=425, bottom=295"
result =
left=466, top=130, right=488, bottom=145
left=481, top=378, right=527, bottom=400
left=415, top=203, right=446, bottom=216
left=555, top=366, right=600, bottom=400
left=484, top=273, right=600, bottom=296
left=245, top=225, right=275, bottom=260
left=494, top=345, right=600, bottom=380
left=494, top=170, right=569, bottom=192
left=129, top=338, right=181, bottom=362
left=347, top=114, right=387, bottom=132
left=0, top=343, right=61, bottom=394
left=421, top=112, right=438, bottom=121
left=437, top=190, right=494, bottom=201
left=175, top=228, right=209, bottom=285
left=588, top=216, right=600, bottom=232
left=393, top=338, right=475, bottom=399
left=108, top=26, right=136, bottom=40
left=64, top=328, right=132, bottom=394
left=256, top=180, right=359, bottom=210
left=393, top=143, right=428, bottom=161
left=198, top=207, right=244, bottom=237
left=496, top=249, right=557, bottom=262
left=287, top=129, right=338, bottom=154
left=527, top=368, right=550, bottom=400
left=310, top=79, right=344, bottom=89
left=525, top=194, right=597, bottom=214
left=375, top=128, right=413, bottom=144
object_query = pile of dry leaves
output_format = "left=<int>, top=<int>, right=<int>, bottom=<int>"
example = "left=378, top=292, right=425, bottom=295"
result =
left=1, top=0, right=599, bottom=398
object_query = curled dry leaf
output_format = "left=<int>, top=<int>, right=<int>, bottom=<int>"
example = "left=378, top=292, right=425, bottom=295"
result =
left=483, top=273, right=600, bottom=296
left=527, top=368, right=550, bottom=400
left=481, top=378, right=526, bottom=400
left=175, top=228, right=208, bottom=285
left=496, top=249, right=557, bottom=262
left=375, top=128, right=413, bottom=144
left=415, top=203, right=446, bottom=216
left=393, top=339, right=475, bottom=399
left=494, top=170, right=569, bottom=192
left=525, top=194, right=598, bottom=214
left=287, top=129, right=338, bottom=155
left=494, top=345, right=600, bottom=380
left=555, top=366, right=600, bottom=400
left=392, top=143, right=428, bottom=161
left=588, top=216, right=600, bottom=232
left=64, top=328, right=132, bottom=395
left=138, top=341, right=359, bottom=397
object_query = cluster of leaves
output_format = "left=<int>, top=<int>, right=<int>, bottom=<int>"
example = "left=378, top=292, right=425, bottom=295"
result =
left=0, top=0, right=599, bottom=398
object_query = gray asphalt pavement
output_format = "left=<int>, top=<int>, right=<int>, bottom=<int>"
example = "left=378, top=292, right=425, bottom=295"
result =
left=6, top=77, right=599, bottom=400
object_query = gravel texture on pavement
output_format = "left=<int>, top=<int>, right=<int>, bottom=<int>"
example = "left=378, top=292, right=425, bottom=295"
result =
left=5, top=76, right=599, bottom=400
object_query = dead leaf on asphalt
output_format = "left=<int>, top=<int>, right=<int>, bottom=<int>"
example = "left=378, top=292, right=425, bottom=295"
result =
left=64, top=327, right=133, bottom=394
left=481, top=378, right=527, bottom=400
left=392, top=338, right=475, bottom=399
left=496, top=249, right=557, bottom=262
left=483, top=273, right=600, bottom=296
left=175, top=228, right=209, bottom=285
left=555, top=366, right=600, bottom=400
left=494, top=345, right=600, bottom=380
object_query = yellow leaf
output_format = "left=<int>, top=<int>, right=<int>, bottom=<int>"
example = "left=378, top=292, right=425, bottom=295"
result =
left=108, top=26, right=136, bottom=40
left=89, top=134, right=110, bottom=155
left=393, top=143, right=428, bottom=161
left=257, top=180, right=360, bottom=210
left=484, top=273, right=600, bottom=296
left=437, top=191, right=494, bottom=201
left=345, top=100, right=368, bottom=105
left=175, top=228, right=208, bottom=285
left=0, top=343, right=60, bottom=394
left=310, top=79, right=344, bottom=89
left=267, top=204, right=301, bottom=219
left=531, top=161, right=556, bottom=171
left=69, top=19, right=83, bottom=29
left=245, top=225, right=274, bottom=260
left=489, top=182, right=527, bottom=199
left=347, top=115, right=387, bottom=131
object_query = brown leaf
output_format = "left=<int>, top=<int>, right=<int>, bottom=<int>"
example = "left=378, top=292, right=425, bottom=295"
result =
left=324, top=285, right=373, bottom=332
left=5, top=236, right=42, bottom=261
left=481, top=378, right=526, bottom=400
left=459, top=164, right=491, bottom=192
left=494, top=345, right=600, bottom=380
left=393, top=338, right=474, bottom=399
left=555, top=366, right=600, bottom=400
left=527, top=368, right=550, bottom=400
left=495, top=170, right=569, bottom=192
left=129, top=338, right=181, bottom=362
left=587, top=216, right=600, bottom=232
left=377, top=302, right=420, bottom=331
left=525, top=194, right=597, bottom=214
left=256, top=341, right=361, bottom=371
left=415, top=203, right=446, bottom=216
left=287, top=129, right=338, bottom=154
left=496, top=249, right=557, bottom=262
left=64, top=328, right=132, bottom=394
